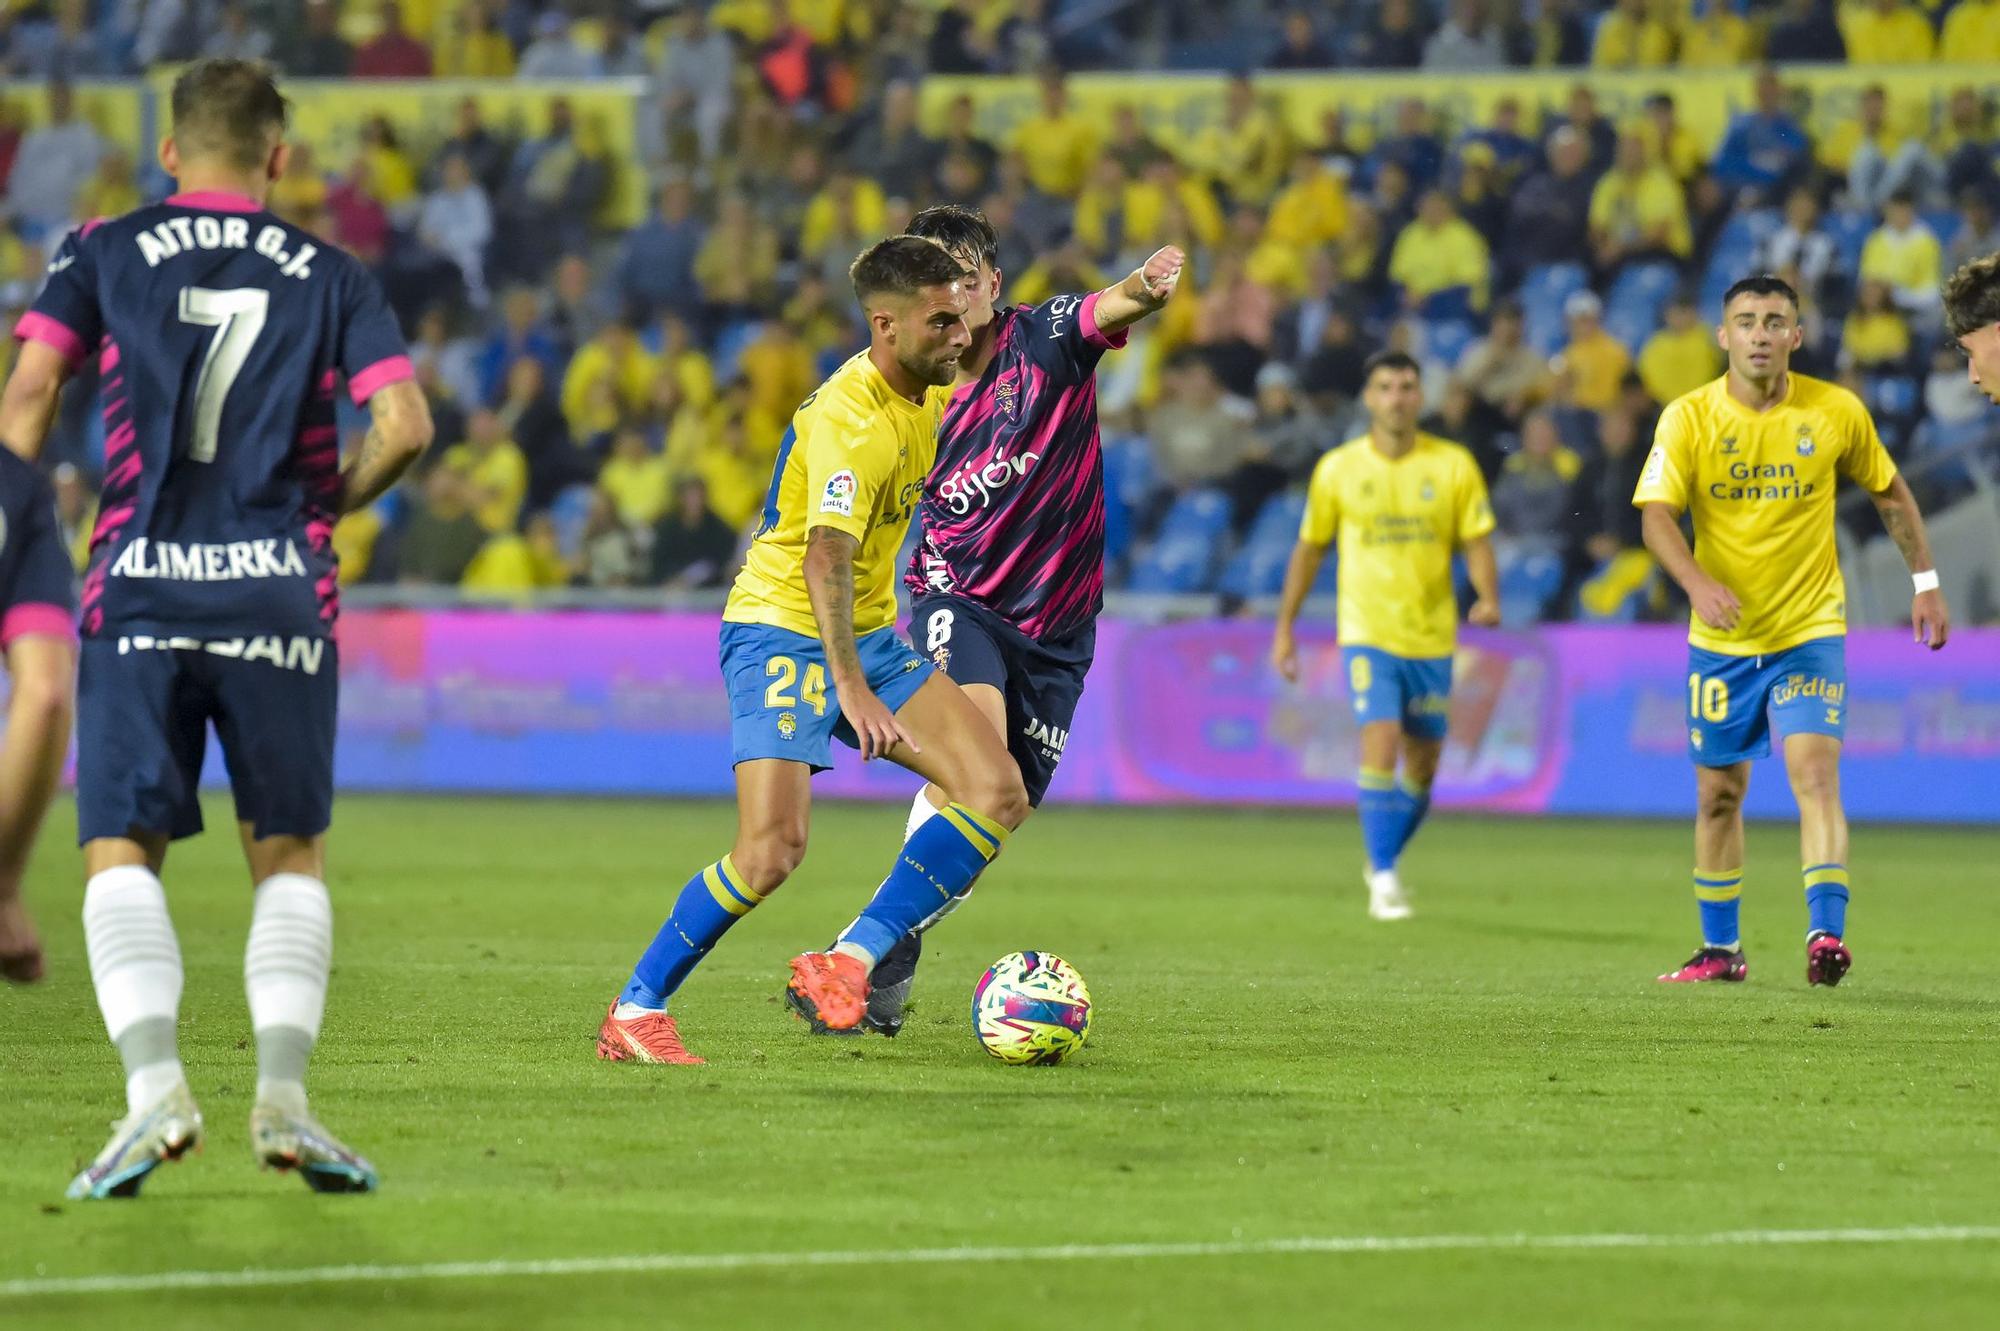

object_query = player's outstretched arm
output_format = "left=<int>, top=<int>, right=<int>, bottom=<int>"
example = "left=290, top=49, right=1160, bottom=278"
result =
left=1867, top=475, right=1949, bottom=650
left=1641, top=502, right=1741, bottom=631
left=338, top=380, right=434, bottom=515
left=1462, top=535, right=1501, bottom=627
left=802, top=525, right=916, bottom=761
left=0, top=341, right=73, bottom=464
left=1089, top=245, right=1186, bottom=335
left=1269, top=540, right=1328, bottom=683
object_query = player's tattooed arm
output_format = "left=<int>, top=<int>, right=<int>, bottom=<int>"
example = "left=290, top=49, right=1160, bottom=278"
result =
left=803, top=525, right=915, bottom=759
left=1869, top=475, right=1949, bottom=649
left=1090, top=245, right=1187, bottom=334
left=338, top=380, right=434, bottom=515
left=0, top=340, right=74, bottom=464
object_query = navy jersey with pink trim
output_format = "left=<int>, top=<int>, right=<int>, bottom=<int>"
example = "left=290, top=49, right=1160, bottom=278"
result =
left=13, top=192, right=411, bottom=639
left=905, top=292, right=1127, bottom=640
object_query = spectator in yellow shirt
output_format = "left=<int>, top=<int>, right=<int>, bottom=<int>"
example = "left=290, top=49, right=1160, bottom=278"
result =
left=1859, top=192, right=1943, bottom=320
left=598, top=429, right=675, bottom=529
left=798, top=169, right=888, bottom=264
left=691, top=410, right=768, bottom=532
left=1941, top=0, right=2000, bottom=61
left=461, top=514, right=570, bottom=597
left=1589, top=130, right=1693, bottom=271
left=561, top=319, right=660, bottom=443
left=1389, top=189, right=1493, bottom=314
left=1554, top=292, right=1631, bottom=411
left=1637, top=296, right=1723, bottom=404
left=1641, top=92, right=1704, bottom=185
left=1677, top=4, right=1759, bottom=65
left=1070, top=156, right=1138, bottom=262
left=433, top=0, right=516, bottom=76
left=1188, top=74, right=1290, bottom=207
left=1265, top=149, right=1350, bottom=252
left=1008, top=71, right=1099, bottom=198
left=446, top=409, right=530, bottom=534
left=75, top=148, right=139, bottom=221
left=1593, top=0, right=1675, bottom=66
left=694, top=192, right=780, bottom=320
left=1840, top=280, right=1914, bottom=373
left=359, top=116, right=418, bottom=212
left=1838, top=0, right=1936, bottom=63
left=736, top=320, right=819, bottom=444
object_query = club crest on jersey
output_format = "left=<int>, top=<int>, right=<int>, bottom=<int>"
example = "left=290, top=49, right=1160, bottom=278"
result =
left=1796, top=425, right=1816, bottom=457
left=818, top=469, right=857, bottom=517
left=777, top=712, right=797, bottom=741
left=1419, top=480, right=1436, bottom=502
left=994, top=369, right=1022, bottom=420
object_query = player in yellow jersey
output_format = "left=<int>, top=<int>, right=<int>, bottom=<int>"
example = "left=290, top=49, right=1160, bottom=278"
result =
left=1635, top=275, right=1949, bottom=988
left=1270, top=351, right=1499, bottom=921
left=1944, top=253, right=2000, bottom=405
left=596, top=237, right=1030, bottom=1064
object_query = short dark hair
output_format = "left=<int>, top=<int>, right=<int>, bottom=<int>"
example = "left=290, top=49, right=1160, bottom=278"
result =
left=1944, top=253, right=2000, bottom=339
left=171, top=58, right=288, bottom=172
left=849, top=235, right=966, bottom=307
left=905, top=203, right=999, bottom=271
left=1721, top=274, right=1799, bottom=312
left=1362, top=350, right=1421, bottom=383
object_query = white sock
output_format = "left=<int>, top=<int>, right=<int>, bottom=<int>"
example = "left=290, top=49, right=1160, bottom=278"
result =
left=245, top=873, right=332, bottom=1113
left=83, top=866, right=186, bottom=1114
left=905, top=787, right=942, bottom=842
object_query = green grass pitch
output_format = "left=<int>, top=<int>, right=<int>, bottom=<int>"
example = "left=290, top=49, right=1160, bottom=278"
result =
left=3, top=794, right=1998, bottom=1328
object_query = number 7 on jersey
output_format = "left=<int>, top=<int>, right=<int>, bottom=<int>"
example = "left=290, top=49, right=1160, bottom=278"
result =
left=177, top=285, right=269, bottom=464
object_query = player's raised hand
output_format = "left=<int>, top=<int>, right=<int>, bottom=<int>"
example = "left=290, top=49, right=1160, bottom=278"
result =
left=1467, top=598, right=1502, bottom=628
left=1913, top=586, right=1950, bottom=651
left=1270, top=628, right=1300, bottom=684
left=1138, top=246, right=1185, bottom=307
left=1688, top=574, right=1741, bottom=632
left=842, top=683, right=919, bottom=761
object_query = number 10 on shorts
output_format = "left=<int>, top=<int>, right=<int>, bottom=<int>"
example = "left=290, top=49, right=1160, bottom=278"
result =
left=1688, top=672, right=1730, bottom=722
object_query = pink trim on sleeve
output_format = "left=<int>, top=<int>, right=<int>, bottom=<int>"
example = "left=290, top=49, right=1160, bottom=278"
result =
left=1079, top=291, right=1130, bottom=351
left=347, top=355, right=415, bottom=405
left=0, top=603, right=78, bottom=649
left=12, top=311, right=86, bottom=367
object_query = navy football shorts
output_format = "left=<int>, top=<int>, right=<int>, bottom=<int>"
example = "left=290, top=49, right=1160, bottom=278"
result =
left=910, top=593, right=1094, bottom=807
left=76, top=634, right=337, bottom=844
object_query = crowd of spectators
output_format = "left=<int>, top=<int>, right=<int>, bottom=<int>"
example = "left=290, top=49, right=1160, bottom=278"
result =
left=2, top=0, right=1998, bottom=618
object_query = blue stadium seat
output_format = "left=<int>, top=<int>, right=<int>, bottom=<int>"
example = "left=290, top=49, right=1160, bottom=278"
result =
left=1604, top=262, right=1679, bottom=353
left=548, top=484, right=597, bottom=562
left=1218, top=492, right=1310, bottom=599
left=1699, top=208, right=1782, bottom=315
left=1498, top=548, right=1563, bottom=626
left=1129, top=487, right=1231, bottom=594
left=1421, top=317, right=1480, bottom=369
left=707, top=318, right=763, bottom=383
left=1825, top=211, right=1875, bottom=275
left=1864, top=374, right=1920, bottom=420
left=1521, top=263, right=1589, bottom=356
left=1923, top=210, right=1962, bottom=248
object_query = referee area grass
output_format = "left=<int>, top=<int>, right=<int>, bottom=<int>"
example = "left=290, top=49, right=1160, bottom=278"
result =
left=3, top=794, right=1997, bottom=1328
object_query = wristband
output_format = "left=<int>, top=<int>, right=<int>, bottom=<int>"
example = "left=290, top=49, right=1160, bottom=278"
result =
left=1913, top=569, right=1940, bottom=593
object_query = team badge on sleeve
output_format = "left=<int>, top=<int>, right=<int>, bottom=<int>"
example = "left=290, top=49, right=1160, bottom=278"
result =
left=819, top=469, right=857, bottom=517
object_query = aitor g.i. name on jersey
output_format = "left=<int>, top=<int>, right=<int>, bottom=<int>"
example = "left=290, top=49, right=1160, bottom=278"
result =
left=906, top=292, right=1127, bottom=642
left=13, top=191, right=412, bottom=640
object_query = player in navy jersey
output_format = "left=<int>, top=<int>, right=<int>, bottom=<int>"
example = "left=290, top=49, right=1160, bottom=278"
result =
left=0, top=449, right=78, bottom=984
left=2, top=60, right=433, bottom=1199
left=831, top=205, right=1181, bottom=1035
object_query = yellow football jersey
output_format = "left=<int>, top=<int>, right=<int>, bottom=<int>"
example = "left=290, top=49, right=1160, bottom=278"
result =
left=1632, top=374, right=1898, bottom=656
left=1300, top=433, right=1495, bottom=659
left=724, top=352, right=950, bottom=639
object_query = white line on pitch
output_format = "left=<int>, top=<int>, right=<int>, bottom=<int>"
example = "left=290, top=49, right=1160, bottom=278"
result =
left=5, top=1225, right=1998, bottom=1299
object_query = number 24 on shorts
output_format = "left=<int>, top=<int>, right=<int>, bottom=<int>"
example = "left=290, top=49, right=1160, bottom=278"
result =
left=765, top=656, right=827, bottom=715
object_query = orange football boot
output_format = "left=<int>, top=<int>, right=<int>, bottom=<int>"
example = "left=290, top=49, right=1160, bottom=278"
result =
left=596, top=999, right=705, bottom=1065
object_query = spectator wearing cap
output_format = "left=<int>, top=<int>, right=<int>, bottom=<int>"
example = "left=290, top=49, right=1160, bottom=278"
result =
left=1423, top=0, right=1509, bottom=70
left=1838, top=0, right=1935, bottom=64
left=1592, top=0, right=1674, bottom=67
left=1638, top=297, right=1723, bottom=406
left=1390, top=188, right=1491, bottom=315
left=353, top=2, right=433, bottom=78
left=1553, top=291, right=1630, bottom=412
left=1712, top=68, right=1810, bottom=202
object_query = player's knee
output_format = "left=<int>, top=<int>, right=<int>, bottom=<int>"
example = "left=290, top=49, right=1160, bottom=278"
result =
left=732, top=830, right=807, bottom=896
left=1788, top=760, right=1839, bottom=804
left=961, top=765, right=1029, bottom=832
left=1696, top=780, right=1745, bottom=823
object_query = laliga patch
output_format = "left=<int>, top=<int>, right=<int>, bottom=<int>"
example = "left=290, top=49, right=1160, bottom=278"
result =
left=819, top=469, right=858, bottom=517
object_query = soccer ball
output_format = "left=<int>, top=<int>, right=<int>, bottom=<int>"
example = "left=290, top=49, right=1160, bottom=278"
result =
left=972, top=951, right=1092, bottom=1065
